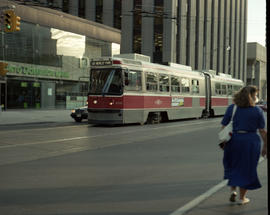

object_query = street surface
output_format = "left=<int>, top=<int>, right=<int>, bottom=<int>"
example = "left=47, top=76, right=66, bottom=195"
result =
left=0, top=116, right=266, bottom=215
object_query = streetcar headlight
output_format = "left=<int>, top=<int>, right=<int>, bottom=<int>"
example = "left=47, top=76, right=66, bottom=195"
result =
left=93, top=100, right=97, bottom=104
left=109, top=102, right=113, bottom=105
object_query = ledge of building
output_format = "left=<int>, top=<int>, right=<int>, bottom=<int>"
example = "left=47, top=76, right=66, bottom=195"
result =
left=1, top=0, right=121, bottom=44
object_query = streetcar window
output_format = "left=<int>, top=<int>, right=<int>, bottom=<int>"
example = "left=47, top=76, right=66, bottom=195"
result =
left=171, top=76, right=180, bottom=93
left=228, top=85, right=233, bottom=95
left=124, top=70, right=142, bottom=91
left=107, top=70, right=123, bottom=94
left=89, top=69, right=111, bottom=94
left=181, top=78, right=190, bottom=93
left=146, top=72, right=158, bottom=92
left=89, top=69, right=123, bottom=95
left=159, top=74, right=169, bottom=92
left=221, top=84, right=227, bottom=95
left=191, top=79, right=199, bottom=94
left=233, top=85, right=241, bottom=93
left=215, top=83, right=221, bottom=95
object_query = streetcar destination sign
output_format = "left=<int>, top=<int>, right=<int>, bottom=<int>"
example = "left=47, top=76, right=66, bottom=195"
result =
left=90, top=60, right=112, bottom=66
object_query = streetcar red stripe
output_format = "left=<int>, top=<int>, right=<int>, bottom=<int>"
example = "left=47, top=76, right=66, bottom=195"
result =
left=211, top=98, right=228, bottom=106
left=89, top=95, right=229, bottom=109
left=200, top=98, right=206, bottom=107
left=89, top=95, right=203, bottom=109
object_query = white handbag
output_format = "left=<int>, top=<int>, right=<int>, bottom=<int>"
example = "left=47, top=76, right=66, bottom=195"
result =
left=218, top=105, right=237, bottom=146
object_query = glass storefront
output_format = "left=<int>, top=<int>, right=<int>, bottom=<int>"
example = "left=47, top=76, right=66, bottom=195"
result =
left=0, top=21, right=119, bottom=109
left=7, top=79, right=41, bottom=109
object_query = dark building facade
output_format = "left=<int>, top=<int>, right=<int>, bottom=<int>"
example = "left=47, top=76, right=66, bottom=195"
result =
left=247, top=43, right=267, bottom=101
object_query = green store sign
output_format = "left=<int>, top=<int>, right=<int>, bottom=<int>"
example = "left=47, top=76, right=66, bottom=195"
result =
left=7, top=65, right=70, bottom=79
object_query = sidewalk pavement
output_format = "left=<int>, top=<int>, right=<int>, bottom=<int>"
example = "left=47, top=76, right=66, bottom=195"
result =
left=0, top=109, right=74, bottom=125
left=184, top=158, right=268, bottom=215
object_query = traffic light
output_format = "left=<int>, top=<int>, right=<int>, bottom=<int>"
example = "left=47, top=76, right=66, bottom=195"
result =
left=3, top=9, right=21, bottom=32
left=0, top=62, right=8, bottom=77
left=4, top=10, right=14, bottom=32
left=15, top=15, right=21, bottom=31
left=4, top=9, right=13, bottom=32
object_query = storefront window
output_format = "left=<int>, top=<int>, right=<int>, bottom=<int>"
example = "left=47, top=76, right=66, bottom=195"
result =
left=1, top=20, right=114, bottom=109
left=7, top=79, right=41, bottom=109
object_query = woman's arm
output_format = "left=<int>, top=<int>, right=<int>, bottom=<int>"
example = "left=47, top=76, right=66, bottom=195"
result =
left=259, top=128, right=267, bottom=157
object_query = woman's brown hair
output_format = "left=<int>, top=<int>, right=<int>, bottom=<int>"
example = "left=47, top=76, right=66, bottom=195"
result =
left=233, top=85, right=258, bottom=107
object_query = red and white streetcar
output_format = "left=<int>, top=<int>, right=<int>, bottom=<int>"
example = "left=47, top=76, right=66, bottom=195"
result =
left=88, top=54, right=243, bottom=125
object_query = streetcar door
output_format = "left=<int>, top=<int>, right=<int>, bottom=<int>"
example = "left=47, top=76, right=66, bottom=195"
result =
left=204, top=73, right=211, bottom=116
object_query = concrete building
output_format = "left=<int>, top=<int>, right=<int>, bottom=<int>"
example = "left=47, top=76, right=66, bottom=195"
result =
left=247, top=43, right=267, bottom=101
left=16, top=0, right=247, bottom=81
left=0, top=0, right=120, bottom=109
left=120, top=0, right=248, bottom=81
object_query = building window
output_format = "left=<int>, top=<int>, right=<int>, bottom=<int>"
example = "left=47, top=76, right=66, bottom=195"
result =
left=153, top=0, right=163, bottom=63
left=7, top=80, right=41, bottom=109
left=114, top=0, right=122, bottom=29
left=62, top=0, right=69, bottom=13
left=133, top=0, right=142, bottom=54
left=78, top=0, right=85, bottom=18
left=96, top=0, right=103, bottom=23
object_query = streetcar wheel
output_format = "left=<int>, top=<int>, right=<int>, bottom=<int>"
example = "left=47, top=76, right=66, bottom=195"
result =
left=147, top=112, right=161, bottom=124
left=209, top=109, right=215, bottom=117
left=160, top=112, right=168, bottom=122
left=201, top=110, right=209, bottom=118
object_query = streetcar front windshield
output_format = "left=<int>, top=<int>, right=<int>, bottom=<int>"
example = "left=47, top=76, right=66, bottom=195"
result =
left=89, top=69, right=123, bottom=95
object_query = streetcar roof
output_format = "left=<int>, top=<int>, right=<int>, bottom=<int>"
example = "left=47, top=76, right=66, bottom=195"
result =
left=90, top=56, right=243, bottom=84
left=90, top=57, right=201, bottom=76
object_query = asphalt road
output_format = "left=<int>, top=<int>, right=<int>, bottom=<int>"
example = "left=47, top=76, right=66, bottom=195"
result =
left=0, top=118, right=256, bottom=215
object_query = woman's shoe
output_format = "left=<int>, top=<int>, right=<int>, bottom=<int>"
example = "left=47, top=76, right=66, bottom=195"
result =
left=238, top=198, right=250, bottom=205
left=229, top=191, right=237, bottom=202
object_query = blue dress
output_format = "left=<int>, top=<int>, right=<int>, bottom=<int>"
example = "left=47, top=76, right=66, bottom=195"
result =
left=221, top=104, right=265, bottom=190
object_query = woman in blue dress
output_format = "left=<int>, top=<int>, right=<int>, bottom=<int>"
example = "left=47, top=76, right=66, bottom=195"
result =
left=221, top=85, right=267, bottom=205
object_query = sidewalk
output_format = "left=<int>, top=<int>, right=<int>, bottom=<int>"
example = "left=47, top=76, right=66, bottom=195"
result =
left=0, top=109, right=73, bottom=125
left=184, top=159, right=268, bottom=215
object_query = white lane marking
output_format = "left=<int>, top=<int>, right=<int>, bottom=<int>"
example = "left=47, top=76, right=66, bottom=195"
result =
left=0, top=119, right=220, bottom=149
left=0, top=124, right=89, bottom=133
left=169, top=157, right=265, bottom=215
